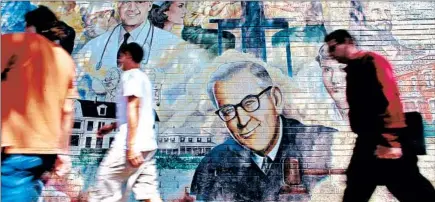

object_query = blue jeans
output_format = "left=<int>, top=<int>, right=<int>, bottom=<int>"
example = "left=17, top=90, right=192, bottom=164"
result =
left=1, top=154, right=56, bottom=202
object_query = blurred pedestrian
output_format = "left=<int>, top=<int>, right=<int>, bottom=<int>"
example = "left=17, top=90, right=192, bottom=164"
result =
left=1, top=32, right=77, bottom=202
left=325, top=29, right=435, bottom=202
left=88, top=43, right=162, bottom=202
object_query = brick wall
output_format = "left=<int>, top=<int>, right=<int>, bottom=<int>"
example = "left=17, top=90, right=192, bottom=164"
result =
left=2, top=1, right=434, bottom=201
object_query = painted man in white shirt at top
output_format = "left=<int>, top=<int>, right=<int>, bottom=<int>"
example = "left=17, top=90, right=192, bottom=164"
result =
left=76, top=1, right=183, bottom=102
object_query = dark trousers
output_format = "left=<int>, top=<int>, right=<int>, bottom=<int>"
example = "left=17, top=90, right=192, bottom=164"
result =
left=1, top=153, right=56, bottom=202
left=343, top=136, right=435, bottom=202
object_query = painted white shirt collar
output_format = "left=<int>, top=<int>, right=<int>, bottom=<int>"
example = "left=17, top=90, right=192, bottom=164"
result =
left=118, top=20, right=150, bottom=44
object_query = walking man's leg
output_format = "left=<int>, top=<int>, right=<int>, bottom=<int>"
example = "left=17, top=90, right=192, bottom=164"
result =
left=342, top=167, right=377, bottom=202
left=129, top=150, right=162, bottom=202
left=88, top=145, right=131, bottom=202
left=343, top=141, right=379, bottom=202
left=384, top=154, right=435, bottom=202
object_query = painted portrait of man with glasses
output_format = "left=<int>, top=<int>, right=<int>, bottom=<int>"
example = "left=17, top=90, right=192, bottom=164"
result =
left=190, top=59, right=338, bottom=201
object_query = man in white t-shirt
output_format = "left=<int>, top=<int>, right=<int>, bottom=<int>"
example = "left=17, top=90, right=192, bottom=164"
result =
left=89, top=42, right=161, bottom=202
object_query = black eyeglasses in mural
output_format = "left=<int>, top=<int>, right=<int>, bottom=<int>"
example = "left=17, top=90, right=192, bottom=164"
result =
left=215, top=86, right=273, bottom=122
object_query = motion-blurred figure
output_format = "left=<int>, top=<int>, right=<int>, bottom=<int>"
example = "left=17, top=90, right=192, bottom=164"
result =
left=89, top=43, right=161, bottom=202
left=325, top=29, right=435, bottom=202
left=1, top=32, right=77, bottom=201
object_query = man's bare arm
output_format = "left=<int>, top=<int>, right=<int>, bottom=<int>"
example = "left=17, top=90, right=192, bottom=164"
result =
left=127, top=95, right=140, bottom=151
left=97, top=122, right=118, bottom=137
left=126, top=95, right=144, bottom=167
left=60, top=67, right=78, bottom=154
left=60, top=98, right=75, bottom=154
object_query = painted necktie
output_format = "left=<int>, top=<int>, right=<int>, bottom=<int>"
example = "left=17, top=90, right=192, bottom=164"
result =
left=121, top=32, right=130, bottom=45
left=261, top=156, right=272, bottom=173
left=117, top=32, right=131, bottom=66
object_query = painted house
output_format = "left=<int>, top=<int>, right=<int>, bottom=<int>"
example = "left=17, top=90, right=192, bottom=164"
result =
left=157, top=133, right=216, bottom=156
left=71, top=99, right=118, bottom=155
left=71, top=99, right=216, bottom=156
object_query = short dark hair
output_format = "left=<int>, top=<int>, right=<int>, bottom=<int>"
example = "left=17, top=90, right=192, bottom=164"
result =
left=148, top=2, right=173, bottom=29
left=25, top=6, right=76, bottom=54
left=118, top=42, right=144, bottom=64
left=25, top=6, right=58, bottom=33
left=324, top=29, right=354, bottom=44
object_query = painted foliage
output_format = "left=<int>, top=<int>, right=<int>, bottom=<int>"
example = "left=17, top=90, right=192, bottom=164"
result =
left=2, top=1, right=435, bottom=201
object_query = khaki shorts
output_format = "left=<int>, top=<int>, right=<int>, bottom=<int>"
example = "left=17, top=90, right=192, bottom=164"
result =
left=88, top=144, right=160, bottom=202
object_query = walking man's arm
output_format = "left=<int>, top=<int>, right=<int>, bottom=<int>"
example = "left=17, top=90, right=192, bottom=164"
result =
left=372, top=54, right=407, bottom=144
left=56, top=59, right=78, bottom=177
left=126, top=95, right=144, bottom=168
left=371, top=53, right=406, bottom=159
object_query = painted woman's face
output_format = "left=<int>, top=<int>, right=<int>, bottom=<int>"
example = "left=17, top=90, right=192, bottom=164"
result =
left=165, top=2, right=187, bottom=25
left=321, top=58, right=348, bottom=110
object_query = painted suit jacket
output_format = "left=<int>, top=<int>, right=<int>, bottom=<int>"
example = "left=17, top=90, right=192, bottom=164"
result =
left=190, top=116, right=338, bottom=201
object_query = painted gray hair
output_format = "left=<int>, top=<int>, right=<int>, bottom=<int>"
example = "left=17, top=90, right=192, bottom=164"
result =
left=207, top=61, right=274, bottom=109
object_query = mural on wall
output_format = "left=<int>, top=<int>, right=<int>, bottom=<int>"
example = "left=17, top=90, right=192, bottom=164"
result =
left=2, top=0, right=435, bottom=201
left=189, top=52, right=338, bottom=201
left=181, top=1, right=240, bottom=56
left=350, top=1, right=427, bottom=65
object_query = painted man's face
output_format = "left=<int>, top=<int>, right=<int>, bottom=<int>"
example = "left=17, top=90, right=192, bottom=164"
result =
left=118, top=1, right=152, bottom=26
left=64, top=1, right=76, bottom=13
left=213, top=68, right=282, bottom=154
left=363, top=2, right=392, bottom=32
left=85, top=10, right=115, bottom=38
left=102, top=68, right=121, bottom=90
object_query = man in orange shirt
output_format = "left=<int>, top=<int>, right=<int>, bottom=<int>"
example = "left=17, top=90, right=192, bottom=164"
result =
left=1, top=32, right=77, bottom=202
